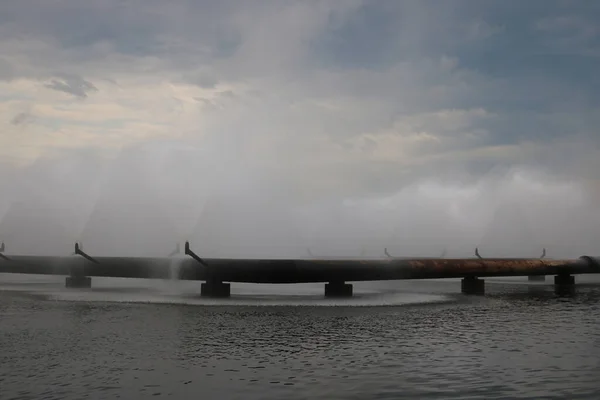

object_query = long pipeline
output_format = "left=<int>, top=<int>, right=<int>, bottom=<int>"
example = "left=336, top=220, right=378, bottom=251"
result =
left=1, top=254, right=599, bottom=283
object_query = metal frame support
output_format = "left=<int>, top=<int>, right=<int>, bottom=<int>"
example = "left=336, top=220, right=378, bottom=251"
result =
left=475, top=247, right=483, bottom=259
left=184, top=241, right=207, bottom=266
left=66, top=242, right=94, bottom=288
left=384, top=248, right=392, bottom=258
left=74, top=242, right=99, bottom=264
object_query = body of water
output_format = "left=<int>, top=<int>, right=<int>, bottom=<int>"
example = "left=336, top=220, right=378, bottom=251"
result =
left=2, top=274, right=600, bottom=399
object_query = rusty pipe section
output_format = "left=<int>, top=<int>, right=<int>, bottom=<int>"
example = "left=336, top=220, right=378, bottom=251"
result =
left=263, top=256, right=600, bottom=283
left=395, top=257, right=597, bottom=279
left=1, top=253, right=600, bottom=283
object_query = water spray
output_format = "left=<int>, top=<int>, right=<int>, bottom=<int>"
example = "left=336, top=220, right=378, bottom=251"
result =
left=0, top=242, right=10, bottom=261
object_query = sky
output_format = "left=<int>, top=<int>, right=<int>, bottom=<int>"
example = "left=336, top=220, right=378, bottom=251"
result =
left=0, top=0, right=599, bottom=257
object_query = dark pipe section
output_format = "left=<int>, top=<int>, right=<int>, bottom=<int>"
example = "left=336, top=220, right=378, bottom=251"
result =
left=1, top=254, right=600, bottom=283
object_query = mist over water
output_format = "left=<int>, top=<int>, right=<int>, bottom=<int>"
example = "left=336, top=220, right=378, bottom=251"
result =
left=0, top=139, right=599, bottom=259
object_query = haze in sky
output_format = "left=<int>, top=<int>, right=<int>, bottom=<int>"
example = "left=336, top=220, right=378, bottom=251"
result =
left=0, top=0, right=599, bottom=258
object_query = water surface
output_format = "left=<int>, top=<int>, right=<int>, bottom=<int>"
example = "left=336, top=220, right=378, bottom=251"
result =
left=1, top=275, right=600, bottom=399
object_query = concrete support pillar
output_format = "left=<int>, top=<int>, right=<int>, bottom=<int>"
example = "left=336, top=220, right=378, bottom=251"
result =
left=554, top=273, right=575, bottom=295
left=201, top=280, right=231, bottom=298
left=528, top=275, right=546, bottom=282
left=461, top=276, right=485, bottom=295
left=554, top=273, right=575, bottom=286
left=325, top=281, right=353, bottom=298
left=65, top=275, right=92, bottom=288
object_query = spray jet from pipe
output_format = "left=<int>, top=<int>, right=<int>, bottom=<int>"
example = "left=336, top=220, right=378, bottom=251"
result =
left=168, top=242, right=181, bottom=257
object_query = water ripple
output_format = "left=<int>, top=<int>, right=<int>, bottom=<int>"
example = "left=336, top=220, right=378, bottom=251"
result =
left=1, top=281, right=600, bottom=399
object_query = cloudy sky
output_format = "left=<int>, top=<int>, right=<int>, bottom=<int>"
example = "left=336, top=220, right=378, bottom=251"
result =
left=0, top=0, right=599, bottom=257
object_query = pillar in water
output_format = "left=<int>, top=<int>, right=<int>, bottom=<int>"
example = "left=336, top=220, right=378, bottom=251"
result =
left=461, top=277, right=485, bottom=295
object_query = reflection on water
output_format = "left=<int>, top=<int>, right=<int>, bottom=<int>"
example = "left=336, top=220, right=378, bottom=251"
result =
left=1, top=276, right=600, bottom=399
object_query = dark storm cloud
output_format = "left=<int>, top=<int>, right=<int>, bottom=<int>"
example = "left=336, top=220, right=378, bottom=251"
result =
left=0, top=0, right=240, bottom=64
left=0, top=1, right=162, bottom=51
left=320, top=5, right=597, bottom=87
